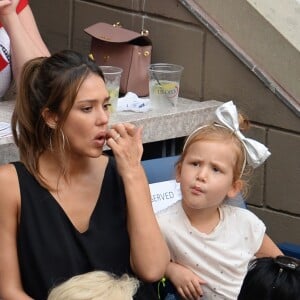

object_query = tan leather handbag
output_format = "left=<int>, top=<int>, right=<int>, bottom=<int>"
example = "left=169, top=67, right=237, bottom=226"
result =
left=84, top=22, right=152, bottom=96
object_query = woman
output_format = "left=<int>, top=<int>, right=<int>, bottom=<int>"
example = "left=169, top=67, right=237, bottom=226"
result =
left=0, top=49, right=169, bottom=299
left=0, top=0, right=49, bottom=98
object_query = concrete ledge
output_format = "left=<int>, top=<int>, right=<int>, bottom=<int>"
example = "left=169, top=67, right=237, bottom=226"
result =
left=0, top=98, right=221, bottom=164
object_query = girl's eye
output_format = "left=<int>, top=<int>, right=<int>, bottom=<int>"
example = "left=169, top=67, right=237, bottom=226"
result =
left=192, top=161, right=200, bottom=167
left=212, top=166, right=221, bottom=173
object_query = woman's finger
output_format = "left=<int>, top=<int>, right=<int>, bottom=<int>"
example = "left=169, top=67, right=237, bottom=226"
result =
left=123, top=122, right=138, bottom=136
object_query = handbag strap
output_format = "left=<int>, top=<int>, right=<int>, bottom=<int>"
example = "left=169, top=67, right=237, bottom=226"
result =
left=84, top=22, right=151, bottom=45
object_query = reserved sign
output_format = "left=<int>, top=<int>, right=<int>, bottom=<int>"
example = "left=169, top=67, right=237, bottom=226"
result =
left=149, top=180, right=182, bottom=213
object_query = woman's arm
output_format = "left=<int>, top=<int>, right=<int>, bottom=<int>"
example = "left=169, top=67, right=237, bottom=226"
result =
left=107, top=123, right=170, bottom=282
left=0, top=0, right=50, bottom=84
left=0, top=164, right=32, bottom=300
left=255, top=233, right=283, bottom=258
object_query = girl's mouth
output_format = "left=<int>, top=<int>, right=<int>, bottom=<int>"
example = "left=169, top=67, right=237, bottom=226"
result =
left=191, top=186, right=205, bottom=195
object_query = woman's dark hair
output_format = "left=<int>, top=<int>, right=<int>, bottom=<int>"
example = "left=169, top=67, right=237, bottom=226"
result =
left=11, top=50, right=104, bottom=188
left=238, top=256, right=300, bottom=300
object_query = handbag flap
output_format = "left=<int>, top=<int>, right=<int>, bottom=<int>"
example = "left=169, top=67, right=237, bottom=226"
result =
left=84, top=22, right=151, bottom=45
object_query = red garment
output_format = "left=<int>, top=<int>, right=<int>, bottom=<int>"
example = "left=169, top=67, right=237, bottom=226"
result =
left=0, top=0, right=28, bottom=94
left=0, top=0, right=29, bottom=28
left=0, top=52, right=7, bottom=70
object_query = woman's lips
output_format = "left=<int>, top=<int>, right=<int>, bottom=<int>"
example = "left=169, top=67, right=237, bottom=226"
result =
left=93, top=133, right=106, bottom=147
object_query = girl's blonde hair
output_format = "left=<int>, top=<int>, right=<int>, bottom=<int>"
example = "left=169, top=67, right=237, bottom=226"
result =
left=47, top=271, right=139, bottom=300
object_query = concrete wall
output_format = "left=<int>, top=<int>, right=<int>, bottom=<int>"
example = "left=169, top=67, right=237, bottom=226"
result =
left=30, top=0, right=300, bottom=244
left=192, top=0, right=300, bottom=109
left=247, top=0, right=300, bottom=51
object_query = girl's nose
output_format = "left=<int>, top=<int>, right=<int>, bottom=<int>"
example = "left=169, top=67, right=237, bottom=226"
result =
left=196, top=167, right=207, bottom=181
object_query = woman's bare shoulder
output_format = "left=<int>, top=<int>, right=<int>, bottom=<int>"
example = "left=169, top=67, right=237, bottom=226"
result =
left=0, top=162, right=18, bottom=177
left=0, top=163, right=20, bottom=200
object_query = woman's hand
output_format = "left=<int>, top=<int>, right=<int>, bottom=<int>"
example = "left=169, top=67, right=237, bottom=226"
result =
left=106, top=122, right=143, bottom=177
left=166, top=262, right=206, bottom=300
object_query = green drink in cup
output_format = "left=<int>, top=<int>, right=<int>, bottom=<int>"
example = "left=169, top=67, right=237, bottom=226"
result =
left=100, top=66, right=123, bottom=113
left=148, top=63, right=184, bottom=110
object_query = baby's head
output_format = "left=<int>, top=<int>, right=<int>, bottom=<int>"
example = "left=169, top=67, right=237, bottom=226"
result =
left=47, top=271, right=139, bottom=300
left=238, top=255, right=300, bottom=300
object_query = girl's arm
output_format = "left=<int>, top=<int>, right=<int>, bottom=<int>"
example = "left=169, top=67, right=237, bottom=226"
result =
left=165, top=261, right=206, bottom=300
left=0, top=0, right=50, bottom=84
left=107, top=123, right=170, bottom=282
left=255, top=233, right=283, bottom=258
left=0, top=164, right=32, bottom=299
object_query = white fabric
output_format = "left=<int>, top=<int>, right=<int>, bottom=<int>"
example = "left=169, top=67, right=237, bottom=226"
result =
left=117, top=92, right=151, bottom=112
left=157, top=202, right=266, bottom=300
left=0, top=27, right=11, bottom=98
left=215, top=101, right=271, bottom=168
left=149, top=179, right=181, bottom=213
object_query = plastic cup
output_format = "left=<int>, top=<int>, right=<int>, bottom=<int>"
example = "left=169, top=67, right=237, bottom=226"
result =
left=148, top=63, right=184, bottom=109
left=100, top=66, right=123, bottom=113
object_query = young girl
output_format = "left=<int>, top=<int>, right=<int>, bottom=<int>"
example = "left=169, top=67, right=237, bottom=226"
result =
left=157, top=101, right=282, bottom=300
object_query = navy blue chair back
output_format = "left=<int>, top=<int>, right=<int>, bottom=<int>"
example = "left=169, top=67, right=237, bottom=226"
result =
left=142, top=155, right=179, bottom=184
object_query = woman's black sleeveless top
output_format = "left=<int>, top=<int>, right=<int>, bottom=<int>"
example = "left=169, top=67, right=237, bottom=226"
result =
left=13, top=158, right=157, bottom=299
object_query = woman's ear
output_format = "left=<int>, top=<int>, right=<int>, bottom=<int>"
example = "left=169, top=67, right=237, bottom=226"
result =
left=227, top=179, right=243, bottom=198
left=42, top=108, right=58, bottom=129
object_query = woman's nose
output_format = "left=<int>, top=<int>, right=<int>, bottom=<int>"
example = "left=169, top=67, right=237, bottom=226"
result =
left=96, top=108, right=109, bottom=125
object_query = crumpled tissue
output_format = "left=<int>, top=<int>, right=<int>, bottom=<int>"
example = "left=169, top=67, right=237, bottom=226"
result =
left=117, top=92, right=152, bottom=113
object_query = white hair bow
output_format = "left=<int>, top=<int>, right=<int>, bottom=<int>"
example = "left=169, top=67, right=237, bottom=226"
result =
left=215, top=101, right=271, bottom=168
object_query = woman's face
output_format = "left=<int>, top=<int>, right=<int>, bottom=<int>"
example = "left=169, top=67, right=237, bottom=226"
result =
left=62, top=73, right=110, bottom=158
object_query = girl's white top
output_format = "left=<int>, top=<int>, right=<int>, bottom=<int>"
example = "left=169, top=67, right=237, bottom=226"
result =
left=157, top=202, right=265, bottom=300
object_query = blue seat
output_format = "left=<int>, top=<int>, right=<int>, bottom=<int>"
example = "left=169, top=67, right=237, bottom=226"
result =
left=142, top=155, right=179, bottom=184
left=278, top=242, right=300, bottom=259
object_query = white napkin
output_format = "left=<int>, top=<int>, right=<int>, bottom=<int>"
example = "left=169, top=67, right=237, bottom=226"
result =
left=117, top=92, right=152, bottom=113
left=0, top=122, right=12, bottom=138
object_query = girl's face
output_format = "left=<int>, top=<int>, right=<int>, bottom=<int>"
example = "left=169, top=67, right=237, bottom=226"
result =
left=177, top=139, right=240, bottom=212
left=61, top=73, right=110, bottom=158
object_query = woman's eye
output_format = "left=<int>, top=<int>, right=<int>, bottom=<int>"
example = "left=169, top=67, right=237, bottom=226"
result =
left=104, top=103, right=111, bottom=110
left=81, top=106, right=92, bottom=113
